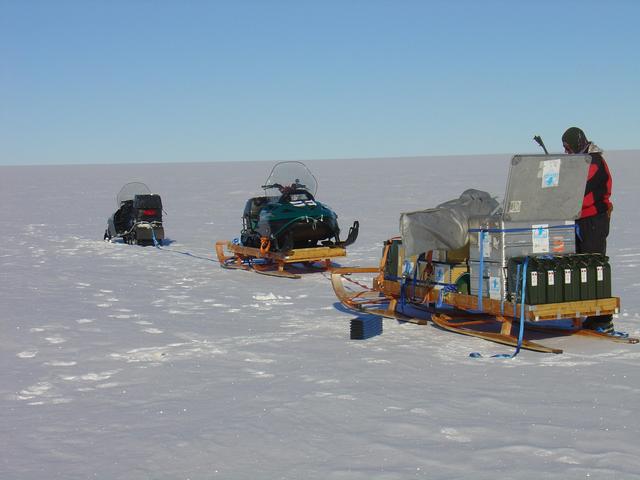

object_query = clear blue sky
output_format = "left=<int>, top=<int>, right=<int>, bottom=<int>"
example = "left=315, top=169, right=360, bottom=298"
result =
left=2, top=0, right=639, bottom=165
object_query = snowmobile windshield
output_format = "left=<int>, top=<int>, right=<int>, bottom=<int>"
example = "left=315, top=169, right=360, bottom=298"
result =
left=262, top=161, right=318, bottom=197
left=116, top=182, right=152, bottom=207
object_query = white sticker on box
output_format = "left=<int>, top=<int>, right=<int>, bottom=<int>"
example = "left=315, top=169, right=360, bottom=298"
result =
left=508, top=200, right=521, bottom=213
left=434, top=265, right=445, bottom=282
left=482, top=233, right=492, bottom=258
left=433, top=264, right=446, bottom=289
left=580, top=267, right=587, bottom=283
left=547, top=270, right=555, bottom=286
left=532, top=224, right=549, bottom=253
left=402, top=260, right=413, bottom=277
left=489, top=276, right=501, bottom=300
left=541, top=158, right=561, bottom=188
left=564, top=269, right=572, bottom=284
left=530, top=271, right=538, bottom=287
left=597, top=265, right=604, bottom=281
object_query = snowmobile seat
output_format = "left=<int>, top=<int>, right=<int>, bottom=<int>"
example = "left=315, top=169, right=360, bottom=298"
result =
left=113, top=200, right=134, bottom=233
left=243, top=197, right=269, bottom=227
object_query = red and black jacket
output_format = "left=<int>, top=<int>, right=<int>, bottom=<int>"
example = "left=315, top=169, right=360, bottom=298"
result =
left=581, top=144, right=612, bottom=219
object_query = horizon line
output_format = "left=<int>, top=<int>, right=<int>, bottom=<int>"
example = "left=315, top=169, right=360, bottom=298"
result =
left=3, top=148, right=639, bottom=168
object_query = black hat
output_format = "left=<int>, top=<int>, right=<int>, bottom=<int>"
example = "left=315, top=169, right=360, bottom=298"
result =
left=562, top=127, right=588, bottom=153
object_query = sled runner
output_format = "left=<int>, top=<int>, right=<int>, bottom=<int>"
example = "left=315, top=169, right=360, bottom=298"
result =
left=216, top=241, right=348, bottom=279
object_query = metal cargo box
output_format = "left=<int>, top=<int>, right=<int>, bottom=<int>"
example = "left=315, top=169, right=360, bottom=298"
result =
left=469, top=216, right=576, bottom=263
left=469, top=260, right=506, bottom=300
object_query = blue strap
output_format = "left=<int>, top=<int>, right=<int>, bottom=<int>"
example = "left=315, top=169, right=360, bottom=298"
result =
left=512, top=256, right=530, bottom=357
left=436, top=288, right=444, bottom=308
left=398, top=259, right=414, bottom=310
left=575, top=224, right=582, bottom=242
left=470, top=256, right=529, bottom=359
left=513, top=263, right=521, bottom=318
left=151, top=227, right=160, bottom=248
left=436, top=284, right=458, bottom=308
left=399, top=277, right=407, bottom=310
left=410, top=260, right=419, bottom=301
left=477, top=230, right=485, bottom=311
left=468, top=224, right=576, bottom=234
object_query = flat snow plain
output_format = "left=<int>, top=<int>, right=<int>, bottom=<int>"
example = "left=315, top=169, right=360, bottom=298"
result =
left=1, top=152, right=639, bottom=480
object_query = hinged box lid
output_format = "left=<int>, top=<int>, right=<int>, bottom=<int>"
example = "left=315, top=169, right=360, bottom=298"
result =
left=502, top=154, right=591, bottom=222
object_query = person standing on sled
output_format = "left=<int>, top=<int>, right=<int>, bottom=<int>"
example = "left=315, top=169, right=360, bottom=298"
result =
left=562, top=127, right=614, bottom=333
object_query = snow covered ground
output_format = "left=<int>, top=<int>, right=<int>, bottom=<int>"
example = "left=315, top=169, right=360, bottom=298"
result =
left=2, top=152, right=640, bottom=480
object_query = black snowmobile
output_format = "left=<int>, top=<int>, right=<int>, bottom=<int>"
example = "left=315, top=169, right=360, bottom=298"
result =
left=104, top=182, right=165, bottom=246
left=240, top=161, right=358, bottom=252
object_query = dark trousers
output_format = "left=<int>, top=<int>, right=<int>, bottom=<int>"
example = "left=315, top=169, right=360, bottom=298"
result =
left=576, top=212, right=610, bottom=255
left=576, top=212, right=612, bottom=326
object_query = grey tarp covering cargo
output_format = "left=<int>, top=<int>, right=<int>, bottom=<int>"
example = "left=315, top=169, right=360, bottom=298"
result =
left=400, top=189, right=499, bottom=257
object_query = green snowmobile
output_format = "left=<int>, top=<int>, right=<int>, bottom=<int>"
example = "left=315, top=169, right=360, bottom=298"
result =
left=240, top=161, right=358, bottom=252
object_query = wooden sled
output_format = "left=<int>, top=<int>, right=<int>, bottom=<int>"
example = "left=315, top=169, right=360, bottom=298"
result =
left=216, top=240, right=347, bottom=279
left=331, top=267, right=427, bottom=324
left=332, top=266, right=637, bottom=354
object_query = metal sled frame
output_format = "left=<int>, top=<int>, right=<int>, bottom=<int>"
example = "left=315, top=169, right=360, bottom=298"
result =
left=105, top=221, right=164, bottom=246
left=331, top=263, right=635, bottom=354
left=216, top=240, right=347, bottom=279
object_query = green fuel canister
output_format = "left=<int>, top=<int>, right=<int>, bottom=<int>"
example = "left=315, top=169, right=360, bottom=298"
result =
left=508, top=256, right=546, bottom=305
left=542, top=257, right=563, bottom=304
left=561, top=255, right=580, bottom=302
left=526, top=257, right=547, bottom=305
left=595, top=254, right=612, bottom=298
left=578, top=254, right=597, bottom=300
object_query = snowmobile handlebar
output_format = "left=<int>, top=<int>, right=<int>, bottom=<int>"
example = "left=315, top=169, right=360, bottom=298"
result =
left=262, top=182, right=308, bottom=193
left=261, top=183, right=284, bottom=191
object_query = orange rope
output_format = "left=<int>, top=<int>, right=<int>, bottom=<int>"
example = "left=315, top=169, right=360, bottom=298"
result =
left=342, top=274, right=376, bottom=292
left=419, top=250, right=435, bottom=303
left=259, top=237, right=271, bottom=255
